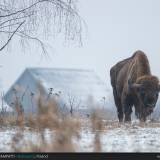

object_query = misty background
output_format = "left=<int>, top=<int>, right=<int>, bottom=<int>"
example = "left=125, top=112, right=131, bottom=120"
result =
left=0, top=0, right=160, bottom=93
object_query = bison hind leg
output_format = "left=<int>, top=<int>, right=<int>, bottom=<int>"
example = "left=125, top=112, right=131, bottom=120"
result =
left=113, top=89, right=124, bottom=122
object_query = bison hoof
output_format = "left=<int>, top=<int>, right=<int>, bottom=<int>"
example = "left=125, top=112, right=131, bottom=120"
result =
left=118, top=118, right=124, bottom=124
left=124, top=116, right=131, bottom=122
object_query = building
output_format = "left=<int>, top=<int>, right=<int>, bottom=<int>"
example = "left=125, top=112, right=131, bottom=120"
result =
left=4, top=68, right=113, bottom=117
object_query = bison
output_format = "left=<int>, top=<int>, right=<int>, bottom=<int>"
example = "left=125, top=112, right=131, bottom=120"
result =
left=110, top=50, right=160, bottom=122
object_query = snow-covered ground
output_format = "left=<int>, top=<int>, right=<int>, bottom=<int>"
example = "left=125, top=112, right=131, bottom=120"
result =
left=1, top=121, right=160, bottom=152
left=79, top=123, right=160, bottom=152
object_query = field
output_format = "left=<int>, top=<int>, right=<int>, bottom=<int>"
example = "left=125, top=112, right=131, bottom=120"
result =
left=0, top=118, right=160, bottom=152
left=0, top=96, right=160, bottom=152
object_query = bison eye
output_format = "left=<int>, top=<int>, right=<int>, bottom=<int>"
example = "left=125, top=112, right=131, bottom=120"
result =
left=140, top=91, right=145, bottom=98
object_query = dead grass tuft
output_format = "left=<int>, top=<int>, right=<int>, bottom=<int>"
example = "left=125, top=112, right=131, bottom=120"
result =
left=10, top=96, right=81, bottom=152
left=90, top=109, right=105, bottom=152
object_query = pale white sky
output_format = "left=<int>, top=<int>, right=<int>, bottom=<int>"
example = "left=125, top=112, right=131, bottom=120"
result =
left=0, top=0, right=160, bottom=92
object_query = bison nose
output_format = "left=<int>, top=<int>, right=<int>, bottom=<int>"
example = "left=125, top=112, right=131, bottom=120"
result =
left=146, top=98, right=155, bottom=105
left=149, top=107, right=154, bottom=112
left=146, top=106, right=154, bottom=113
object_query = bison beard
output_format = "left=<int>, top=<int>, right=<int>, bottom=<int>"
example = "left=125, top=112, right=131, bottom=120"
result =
left=110, top=50, right=160, bottom=122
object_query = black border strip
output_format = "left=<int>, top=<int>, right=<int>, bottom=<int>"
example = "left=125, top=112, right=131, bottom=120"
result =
left=0, top=153, right=159, bottom=160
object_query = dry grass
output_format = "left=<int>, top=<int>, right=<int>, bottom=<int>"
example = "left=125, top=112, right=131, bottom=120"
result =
left=9, top=97, right=82, bottom=152
left=90, top=110, right=105, bottom=152
left=1, top=95, right=160, bottom=152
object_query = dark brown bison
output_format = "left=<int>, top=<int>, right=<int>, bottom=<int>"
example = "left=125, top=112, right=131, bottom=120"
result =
left=110, top=50, right=160, bottom=122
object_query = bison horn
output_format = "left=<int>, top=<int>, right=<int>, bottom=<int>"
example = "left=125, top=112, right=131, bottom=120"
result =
left=128, top=79, right=142, bottom=90
left=131, top=83, right=142, bottom=89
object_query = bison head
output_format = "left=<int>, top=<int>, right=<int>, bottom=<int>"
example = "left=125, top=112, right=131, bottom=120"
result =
left=128, top=75, right=160, bottom=121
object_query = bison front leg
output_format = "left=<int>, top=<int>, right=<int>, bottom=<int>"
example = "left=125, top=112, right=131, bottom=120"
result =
left=124, top=106, right=132, bottom=122
left=117, top=107, right=123, bottom=122
left=135, top=105, right=147, bottom=122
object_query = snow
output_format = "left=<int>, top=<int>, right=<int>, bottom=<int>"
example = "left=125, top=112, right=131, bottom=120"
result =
left=78, top=121, right=160, bottom=152
left=102, top=127, right=160, bottom=152
left=1, top=122, right=160, bottom=152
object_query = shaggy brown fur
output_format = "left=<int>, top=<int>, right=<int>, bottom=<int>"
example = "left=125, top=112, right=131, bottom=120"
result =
left=110, top=50, right=160, bottom=122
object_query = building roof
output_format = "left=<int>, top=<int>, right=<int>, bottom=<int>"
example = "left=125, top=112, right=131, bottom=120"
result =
left=5, top=67, right=110, bottom=111
left=28, top=67, right=108, bottom=104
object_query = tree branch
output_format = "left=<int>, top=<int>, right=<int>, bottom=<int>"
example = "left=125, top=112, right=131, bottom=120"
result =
left=0, top=13, right=33, bottom=27
left=0, top=1, right=42, bottom=18
left=0, top=21, right=25, bottom=51
left=0, top=0, right=84, bottom=53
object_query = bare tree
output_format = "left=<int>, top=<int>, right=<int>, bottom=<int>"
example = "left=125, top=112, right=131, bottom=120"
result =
left=0, top=0, right=83, bottom=54
left=68, top=94, right=75, bottom=116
